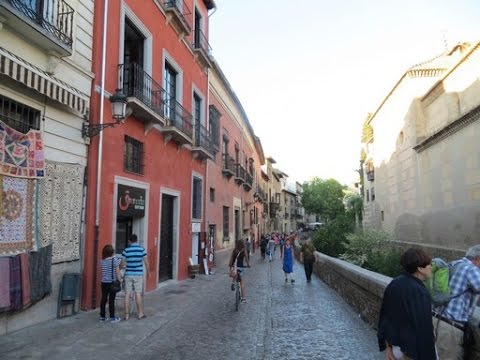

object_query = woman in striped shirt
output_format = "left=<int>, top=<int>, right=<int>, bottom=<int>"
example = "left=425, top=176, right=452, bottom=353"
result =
left=99, top=244, right=122, bottom=322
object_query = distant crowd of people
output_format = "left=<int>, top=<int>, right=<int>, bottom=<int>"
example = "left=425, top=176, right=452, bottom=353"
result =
left=97, top=229, right=480, bottom=360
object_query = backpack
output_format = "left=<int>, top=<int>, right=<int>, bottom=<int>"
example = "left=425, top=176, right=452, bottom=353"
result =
left=424, top=258, right=466, bottom=307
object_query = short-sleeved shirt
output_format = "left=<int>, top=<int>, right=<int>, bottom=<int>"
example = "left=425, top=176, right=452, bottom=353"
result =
left=444, top=258, right=480, bottom=323
left=100, top=257, right=122, bottom=283
left=122, top=243, right=147, bottom=276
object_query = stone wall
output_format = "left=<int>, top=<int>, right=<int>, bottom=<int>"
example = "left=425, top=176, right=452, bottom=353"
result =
left=293, top=247, right=480, bottom=359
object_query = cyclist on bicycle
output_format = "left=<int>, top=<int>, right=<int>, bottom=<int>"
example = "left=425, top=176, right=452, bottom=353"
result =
left=229, top=239, right=250, bottom=303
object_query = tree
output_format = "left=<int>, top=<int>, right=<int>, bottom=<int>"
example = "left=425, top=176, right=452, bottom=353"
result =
left=302, top=178, right=346, bottom=223
left=344, top=192, right=363, bottom=227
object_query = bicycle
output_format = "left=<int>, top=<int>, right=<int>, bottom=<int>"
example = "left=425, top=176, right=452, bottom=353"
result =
left=234, top=268, right=242, bottom=311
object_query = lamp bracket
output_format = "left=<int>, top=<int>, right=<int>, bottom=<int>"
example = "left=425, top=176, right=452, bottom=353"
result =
left=82, top=121, right=120, bottom=139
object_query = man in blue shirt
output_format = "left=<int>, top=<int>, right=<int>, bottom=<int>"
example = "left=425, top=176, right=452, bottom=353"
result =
left=436, top=245, right=480, bottom=359
left=121, top=234, right=149, bottom=320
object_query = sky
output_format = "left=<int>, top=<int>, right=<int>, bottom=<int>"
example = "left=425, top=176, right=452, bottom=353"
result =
left=208, top=0, right=479, bottom=185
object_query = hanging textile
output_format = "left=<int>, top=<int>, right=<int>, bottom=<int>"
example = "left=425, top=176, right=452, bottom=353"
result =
left=0, top=176, right=37, bottom=256
left=0, top=120, right=45, bottom=178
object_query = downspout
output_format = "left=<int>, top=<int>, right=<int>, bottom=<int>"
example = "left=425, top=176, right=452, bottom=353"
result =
left=92, top=0, right=109, bottom=309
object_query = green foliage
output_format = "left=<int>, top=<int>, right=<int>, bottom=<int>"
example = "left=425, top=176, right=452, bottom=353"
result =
left=302, top=178, right=346, bottom=222
left=312, top=214, right=354, bottom=257
left=344, top=193, right=363, bottom=226
left=340, top=229, right=402, bottom=277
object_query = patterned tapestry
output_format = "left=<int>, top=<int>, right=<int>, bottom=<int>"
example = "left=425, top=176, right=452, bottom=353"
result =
left=0, top=176, right=37, bottom=256
left=38, top=161, right=84, bottom=263
left=0, top=120, right=45, bottom=178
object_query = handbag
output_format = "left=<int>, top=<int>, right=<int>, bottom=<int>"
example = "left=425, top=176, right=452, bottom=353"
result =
left=110, top=258, right=122, bottom=293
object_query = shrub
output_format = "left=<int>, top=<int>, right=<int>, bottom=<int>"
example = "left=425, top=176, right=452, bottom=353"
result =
left=341, top=229, right=403, bottom=277
left=312, top=215, right=353, bottom=257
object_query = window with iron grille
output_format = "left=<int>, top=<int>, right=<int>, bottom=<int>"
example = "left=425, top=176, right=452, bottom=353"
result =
left=223, top=206, right=229, bottom=239
left=209, top=187, right=215, bottom=202
left=0, top=95, right=40, bottom=133
left=124, top=136, right=144, bottom=174
left=192, top=176, right=202, bottom=219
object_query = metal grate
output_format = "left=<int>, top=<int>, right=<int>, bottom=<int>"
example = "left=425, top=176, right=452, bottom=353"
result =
left=0, top=95, right=40, bottom=133
left=124, top=135, right=144, bottom=175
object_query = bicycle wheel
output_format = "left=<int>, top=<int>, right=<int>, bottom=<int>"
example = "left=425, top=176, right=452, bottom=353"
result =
left=235, top=283, right=240, bottom=311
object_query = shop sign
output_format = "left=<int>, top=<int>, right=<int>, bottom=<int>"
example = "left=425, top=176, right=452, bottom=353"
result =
left=117, top=184, right=145, bottom=217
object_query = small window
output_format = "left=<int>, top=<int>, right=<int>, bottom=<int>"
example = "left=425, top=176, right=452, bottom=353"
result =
left=371, top=187, right=375, bottom=201
left=381, top=210, right=384, bottom=221
left=209, top=187, right=215, bottom=202
left=223, top=206, right=229, bottom=240
left=0, top=95, right=40, bottom=133
left=366, top=189, right=370, bottom=202
left=192, top=176, right=202, bottom=219
left=124, top=136, right=144, bottom=174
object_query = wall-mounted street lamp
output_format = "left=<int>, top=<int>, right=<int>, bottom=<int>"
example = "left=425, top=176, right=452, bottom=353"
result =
left=82, top=89, right=128, bottom=138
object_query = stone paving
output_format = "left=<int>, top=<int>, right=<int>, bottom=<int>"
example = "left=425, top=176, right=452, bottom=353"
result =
left=0, top=251, right=384, bottom=360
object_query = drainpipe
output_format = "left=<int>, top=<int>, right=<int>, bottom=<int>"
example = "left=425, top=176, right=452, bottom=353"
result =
left=91, top=0, right=109, bottom=309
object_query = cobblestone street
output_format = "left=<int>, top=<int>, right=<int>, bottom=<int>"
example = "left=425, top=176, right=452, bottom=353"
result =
left=0, top=251, right=383, bottom=360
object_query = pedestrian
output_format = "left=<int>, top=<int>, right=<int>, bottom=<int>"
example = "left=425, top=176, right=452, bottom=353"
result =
left=260, top=235, right=267, bottom=260
left=229, top=239, right=250, bottom=303
left=282, top=237, right=295, bottom=283
left=245, top=237, right=251, bottom=256
left=121, top=234, right=149, bottom=320
left=377, top=248, right=436, bottom=360
left=268, top=235, right=275, bottom=262
left=300, top=241, right=316, bottom=282
left=435, top=245, right=480, bottom=360
left=99, top=244, right=122, bottom=322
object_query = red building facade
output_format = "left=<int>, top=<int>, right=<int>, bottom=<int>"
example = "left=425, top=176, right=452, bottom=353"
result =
left=83, top=0, right=216, bottom=309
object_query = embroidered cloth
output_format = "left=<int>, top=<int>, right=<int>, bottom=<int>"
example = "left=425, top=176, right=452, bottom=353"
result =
left=0, top=120, right=45, bottom=178
left=0, top=176, right=37, bottom=255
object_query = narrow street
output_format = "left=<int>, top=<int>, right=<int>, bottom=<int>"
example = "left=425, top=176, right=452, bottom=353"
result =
left=0, top=252, right=383, bottom=360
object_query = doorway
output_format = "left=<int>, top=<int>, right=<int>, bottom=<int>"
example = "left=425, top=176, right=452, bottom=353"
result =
left=116, top=217, right=133, bottom=255
left=159, top=194, right=174, bottom=282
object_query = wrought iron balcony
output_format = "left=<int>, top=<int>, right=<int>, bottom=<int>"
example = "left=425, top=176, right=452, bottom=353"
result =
left=192, top=123, right=214, bottom=160
left=222, top=153, right=235, bottom=177
left=255, top=187, right=266, bottom=203
left=162, top=0, right=192, bottom=35
left=269, top=202, right=280, bottom=218
left=191, top=28, right=212, bottom=68
left=366, top=169, right=374, bottom=181
left=243, top=172, right=253, bottom=191
left=234, top=164, right=245, bottom=185
left=162, top=99, right=194, bottom=145
left=119, top=63, right=165, bottom=127
left=0, top=0, right=74, bottom=56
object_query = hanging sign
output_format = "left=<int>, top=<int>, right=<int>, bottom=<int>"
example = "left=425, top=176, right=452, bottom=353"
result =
left=117, top=184, right=146, bottom=217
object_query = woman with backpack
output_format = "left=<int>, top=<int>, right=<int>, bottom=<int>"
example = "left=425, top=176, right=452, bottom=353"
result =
left=377, top=248, right=436, bottom=360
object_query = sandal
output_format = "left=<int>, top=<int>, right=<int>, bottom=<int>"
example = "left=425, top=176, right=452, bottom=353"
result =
left=123, top=314, right=129, bottom=321
left=138, top=314, right=147, bottom=320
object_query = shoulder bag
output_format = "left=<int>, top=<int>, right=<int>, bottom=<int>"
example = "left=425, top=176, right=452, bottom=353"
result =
left=110, top=258, right=122, bottom=293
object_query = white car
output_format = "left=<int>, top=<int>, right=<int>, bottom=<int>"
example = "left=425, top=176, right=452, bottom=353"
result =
left=307, top=222, right=324, bottom=230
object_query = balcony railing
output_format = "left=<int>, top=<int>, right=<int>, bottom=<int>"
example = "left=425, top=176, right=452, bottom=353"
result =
left=191, top=123, right=214, bottom=159
left=222, top=153, right=235, bottom=177
left=191, top=28, right=211, bottom=67
left=235, top=164, right=245, bottom=184
left=163, top=0, right=192, bottom=34
left=5, top=0, right=74, bottom=48
left=243, top=172, right=253, bottom=191
left=366, top=170, right=374, bottom=181
left=120, top=63, right=164, bottom=118
left=164, top=99, right=193, bottom=139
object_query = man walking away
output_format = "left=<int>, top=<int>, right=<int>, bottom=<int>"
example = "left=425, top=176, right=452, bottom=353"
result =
left=121, top=234, right=149, bottom=320
left=300, top=241, right=316, bottom=283
left=435, top=245, right=480, bottom=360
